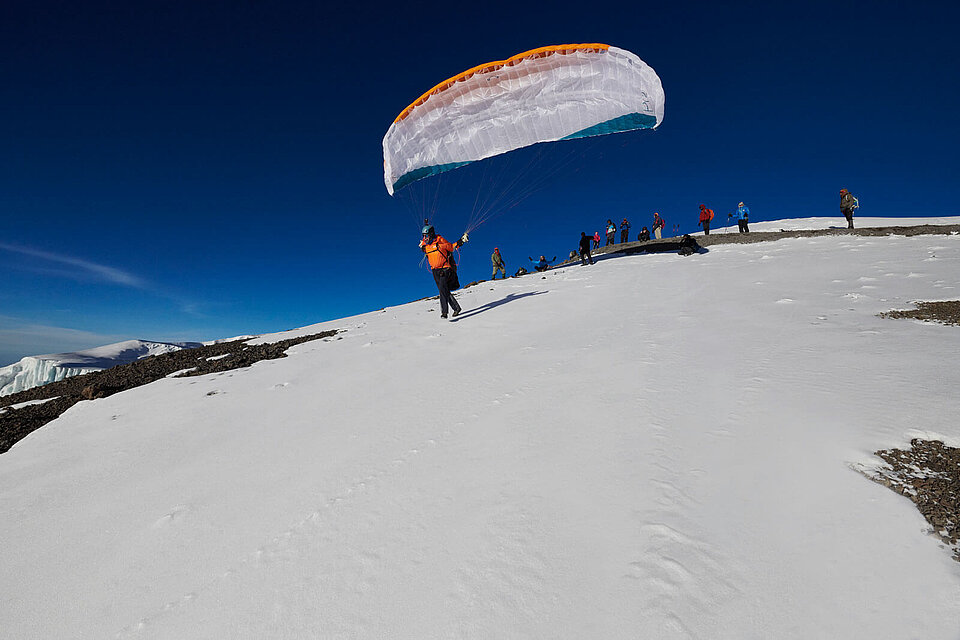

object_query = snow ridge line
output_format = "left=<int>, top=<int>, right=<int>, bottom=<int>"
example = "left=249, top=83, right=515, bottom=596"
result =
left=559, top=223, right=960, bottom=267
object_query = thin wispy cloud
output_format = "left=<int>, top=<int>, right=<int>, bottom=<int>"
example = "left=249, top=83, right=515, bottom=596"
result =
left=0, top=315, right=126, bottom=364
left=0, top=242, right=147, bottom=288
left=0, top=319, right=122, bottom=345
left=0, top=242, right=208, bottom=323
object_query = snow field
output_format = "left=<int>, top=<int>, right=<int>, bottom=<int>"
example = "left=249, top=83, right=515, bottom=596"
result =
left=1, top=219, right=959, bottom=639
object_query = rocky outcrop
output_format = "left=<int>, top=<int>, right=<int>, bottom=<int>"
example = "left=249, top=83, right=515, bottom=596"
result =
left=879, top=301, right=960, bottom=326
left=861, top=439, right=960, bottom=562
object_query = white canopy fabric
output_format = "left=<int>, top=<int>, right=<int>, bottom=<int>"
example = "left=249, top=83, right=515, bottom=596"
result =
left=383, top=44, right=665, bottom=195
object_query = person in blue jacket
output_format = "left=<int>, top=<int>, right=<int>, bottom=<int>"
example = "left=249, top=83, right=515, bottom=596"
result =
left=735, top=201, right=750, bottom=233
left=529, top=255, right=556, bottom=272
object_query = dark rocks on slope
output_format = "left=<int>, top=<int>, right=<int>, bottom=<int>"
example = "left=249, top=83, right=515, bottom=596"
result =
left=863, top=439, right=960, bottom=562
left=879, top=301, right=960, bottom=326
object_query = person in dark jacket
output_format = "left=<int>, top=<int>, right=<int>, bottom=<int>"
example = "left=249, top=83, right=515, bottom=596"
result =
left=578, top=232, right=594, bottom=265
left=840, top=189, right=858, bottom=229
left=420, top=224, right=467, bottom=319
left=491, top=247, right=506, bottom=279
left=638, top=226, right=650, bottom=241
left=678, top=234, right=701, bottom=256
left=619, top=218, right=631, bottom=243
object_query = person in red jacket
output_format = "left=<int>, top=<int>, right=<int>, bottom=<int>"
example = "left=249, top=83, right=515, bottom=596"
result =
left=420, top=224, right=468, bottom=319
left=698, top=204, right=715, bottom=235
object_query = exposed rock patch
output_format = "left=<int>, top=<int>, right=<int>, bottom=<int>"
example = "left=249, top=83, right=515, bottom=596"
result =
left=878, top=300, right=960, bottom=326
left=860, top=439, right=960, bottom=561
left=0, top=331, right=339, bottom=454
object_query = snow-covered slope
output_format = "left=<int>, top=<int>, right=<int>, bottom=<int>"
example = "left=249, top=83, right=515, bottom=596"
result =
left=1, top=218, right=959, bottom=639
left=0, top=339, right=203, bottom=396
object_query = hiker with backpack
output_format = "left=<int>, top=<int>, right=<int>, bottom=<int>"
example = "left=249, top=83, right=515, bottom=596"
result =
left=698, top=204, right=715, bottom=235
left=420, top=224, right=468, bottom=319
left=605, top=219, right=617, bottom=246
left=652, top=212, right=665, bottom=239
left=620, top=218, right=631, bottom=243
left=840, top=189, right=858, bottom=229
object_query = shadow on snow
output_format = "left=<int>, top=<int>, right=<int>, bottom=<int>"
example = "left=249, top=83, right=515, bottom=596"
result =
left=451, top=291, right=548, bottom=321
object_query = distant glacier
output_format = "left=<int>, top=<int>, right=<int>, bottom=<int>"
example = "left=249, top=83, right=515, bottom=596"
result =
left=0, top=340, right=202, bottom=396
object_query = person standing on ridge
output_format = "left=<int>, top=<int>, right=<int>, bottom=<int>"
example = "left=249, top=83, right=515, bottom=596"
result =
left=735, top=201, right=750, bottom=233
left=420, top=224, right=467, bottom=319
left=620, top=218, right=631, bottom=243
left=840, top=188, right=858, bottom=229
left=698, top=204, right=715, bottom=235
left=605, top=219, right=617, bottom=246
left=579, top=232, right=594, bottom=265
left=593, top=231, right=601, bottom=249
left=491, top=247, right=506, bottom=280
left=652, top=212, right=665, bottom=239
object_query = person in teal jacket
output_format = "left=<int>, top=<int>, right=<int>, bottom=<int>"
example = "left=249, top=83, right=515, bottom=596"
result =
left=735, top=202, right=750, bottom=233
left=529, top=255, right=556, bottom=272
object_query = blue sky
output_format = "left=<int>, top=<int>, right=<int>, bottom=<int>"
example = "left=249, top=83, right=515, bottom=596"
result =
left=1, top=0, right=957, bottom=365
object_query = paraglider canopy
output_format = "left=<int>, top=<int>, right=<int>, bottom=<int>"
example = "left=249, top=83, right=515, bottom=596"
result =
left=383, top=44, right=665, bottom=196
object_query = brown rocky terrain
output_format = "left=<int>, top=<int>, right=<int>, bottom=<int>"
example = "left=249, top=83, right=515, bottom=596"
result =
left=879, top=300, right=960, bottom=326
left=860, top=440, right=960, bottom=562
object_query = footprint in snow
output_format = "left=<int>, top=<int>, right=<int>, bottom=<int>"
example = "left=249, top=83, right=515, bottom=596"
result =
left=153, top=505, right=192, bottom=528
